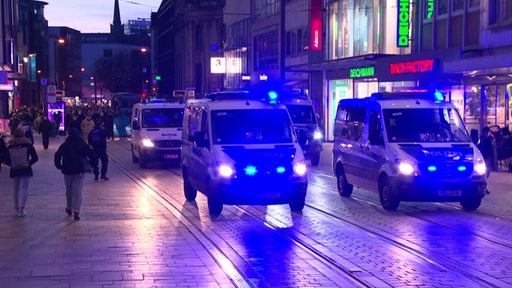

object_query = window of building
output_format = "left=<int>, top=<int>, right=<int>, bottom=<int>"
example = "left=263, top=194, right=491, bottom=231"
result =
left=254, top=30, right=278, bottom=70
left=254, top=0, right=280, bottom=20
left=469, top=0, right=481, bottom=8
left=438, top=0, right=448, bottom=16
left=285, top=26, right=309, bottom=57
left=453, top=0, right=464, bottom=11
left=489, top=0, right=512, bottom=25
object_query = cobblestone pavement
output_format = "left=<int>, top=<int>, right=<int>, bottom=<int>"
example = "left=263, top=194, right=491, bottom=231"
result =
left=1, top=135, right=512, bottom=287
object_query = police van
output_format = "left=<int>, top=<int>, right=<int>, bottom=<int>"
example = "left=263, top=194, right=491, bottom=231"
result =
left=280, top=91, right=323, bottom=166
left=181, top=90, right=308, bottom=215
left=333, top=91, right=487, bottom=211
left=131, top=99, right=185, bottom=168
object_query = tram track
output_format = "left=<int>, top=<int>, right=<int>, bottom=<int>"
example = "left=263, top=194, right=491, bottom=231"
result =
left=110, top=140, right=510, bottom=287
left=109, top=143, right=367, bottom=288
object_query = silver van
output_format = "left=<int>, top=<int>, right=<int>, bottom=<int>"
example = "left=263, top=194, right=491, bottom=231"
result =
left=333, top=92, right=487, bottom=210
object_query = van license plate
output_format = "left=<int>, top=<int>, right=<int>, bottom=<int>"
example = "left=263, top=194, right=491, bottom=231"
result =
left=438, top=189, right=461, bottom=196
left=164, top=154, right=178, bottom=159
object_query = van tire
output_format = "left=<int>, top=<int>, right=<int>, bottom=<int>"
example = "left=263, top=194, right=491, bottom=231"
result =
left=310, top=153, right=320, bottom=166
left=208, top=197, right=223, bottom=216
left=379, top=177, right=400, bottom=211
left=460, top=196, right=481, bottom=210
left=182, top=168, right=197, bottom=201
left=289, top=195, right=306, bottom=211
left=139, top=150, right=148, bottom=169
left=131, top=145, right=139, bottom=163
left=336, top=167, right=353, bottom=197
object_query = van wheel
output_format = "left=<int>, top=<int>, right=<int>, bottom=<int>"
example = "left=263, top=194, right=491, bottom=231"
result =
left=460, top=196, right=482, bottom=210
left=182, top=168, right=197, bottom=201
left=139, top=150, right=148, bottom=169
left=336, top=167, right=353, bottom=197
left=379, top=177, right=399, bottom=211
left=310, top=153, right=320, bottom=166
left=131, top=145, right=139, bottom=163
left=289, top=195, right=306, bottom=211
left=208, top=197, right=223, bottom=216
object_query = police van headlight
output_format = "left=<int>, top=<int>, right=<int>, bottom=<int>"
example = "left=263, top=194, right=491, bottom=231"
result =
left=398, top=161, right=415, bottom=176
left=474, top=158, right=487, bottom=176
left=142, top=138, right=155, bottom=148
left=313, top=129, right=323, bottom=140
left=293, top=162, right=307, bottom=177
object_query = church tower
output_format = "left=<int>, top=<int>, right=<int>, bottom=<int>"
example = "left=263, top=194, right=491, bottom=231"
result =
left=110, top=0, right=125, bottom=37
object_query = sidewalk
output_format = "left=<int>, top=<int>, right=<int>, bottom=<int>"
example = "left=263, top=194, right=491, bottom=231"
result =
left=0, top=134, right=233, bottom=287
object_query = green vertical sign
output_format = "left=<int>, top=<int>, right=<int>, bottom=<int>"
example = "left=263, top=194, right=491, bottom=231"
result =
left=397, top=0, right=410, bottom=47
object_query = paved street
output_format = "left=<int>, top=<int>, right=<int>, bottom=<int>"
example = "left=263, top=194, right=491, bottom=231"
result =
left=1, top=134, right=512, bottom=287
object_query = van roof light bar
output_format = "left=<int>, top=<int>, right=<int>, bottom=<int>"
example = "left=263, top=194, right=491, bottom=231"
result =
left=370, top=91, right=446, bottom=102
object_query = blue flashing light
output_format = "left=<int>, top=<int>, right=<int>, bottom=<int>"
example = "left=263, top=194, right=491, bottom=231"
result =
left=434, top=91, right=444, bottom=103
left=458, top=166, right=467, bottom=172
left=268, top=91, right=278, bottom=104
left=244, top=165, right=258, bottom=176
left=427, top=165, right=437, bottom=172
left=276, top=166, right=286, bottom=174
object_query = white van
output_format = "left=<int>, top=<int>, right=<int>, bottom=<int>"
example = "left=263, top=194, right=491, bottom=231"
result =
left=333, top=91, right=487, bottom=211
left=181, top=91, right=308, bottom=215
left=131, top=99, right=185, bottom=168
left=280, top=91, right=323, bottom=166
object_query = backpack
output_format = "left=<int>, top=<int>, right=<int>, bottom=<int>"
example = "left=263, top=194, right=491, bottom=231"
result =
left=9, top=146, right=29, bottom=169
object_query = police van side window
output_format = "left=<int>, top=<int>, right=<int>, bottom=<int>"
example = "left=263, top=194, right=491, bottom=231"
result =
left=186, top=107, right=201, bottom=141
left=335, top=106, right=366, bottom=142
left=368, top=110, right=384, bottom=145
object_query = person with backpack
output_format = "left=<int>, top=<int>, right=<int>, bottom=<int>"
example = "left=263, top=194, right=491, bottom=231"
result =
left=3, top=128, right=39, bottom=217
left=54, top=127, right=97, bottom=220
left=88, top=121, right=109, bottom=181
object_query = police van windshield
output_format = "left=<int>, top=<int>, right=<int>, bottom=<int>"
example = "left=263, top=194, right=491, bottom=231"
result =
left=285, top=104, right=317, bottom=125
left=212, top=109, right=294, bottom=144
left=142, top=108, right=184, bottom=128
left=384, top=108, right=470, bottom=143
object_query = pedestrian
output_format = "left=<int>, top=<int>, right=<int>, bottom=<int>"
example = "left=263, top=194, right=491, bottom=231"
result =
left=54, top=127, right=98, bottom=220
left=3, top=128, right=39, bottom=217
left=88, top=121, right=109, bottom=180
left=38, top=114, right=52, bottom=150
left=477, top=126, right=496, bottom=194
left=80, top=114, right=95, bottom=143
left=20, top=114, right=34, bottom=144
left=0, top=134, right=7, bottom=172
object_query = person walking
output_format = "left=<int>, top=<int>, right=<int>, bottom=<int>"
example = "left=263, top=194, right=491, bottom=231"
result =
left=477, top=126, right=496, bottom=194
left=38, top=114, right=52, bottom=150
left=80, top=114, right=95, bottom=143
left=54, top=127, right=98, bottom=220
left=88, top=121, right=109, bottom=180
left=3, top=128, right=39, bottom=217
left=0, top=134, right=7, bottom=172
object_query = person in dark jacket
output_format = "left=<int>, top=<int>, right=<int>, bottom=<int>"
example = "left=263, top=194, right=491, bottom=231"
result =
left=88, top=122, right=109, bottom=180
left=4, top=128, right=39, bottom=217
left=54, top=127, right=98, bottom=220
left=0, top=135, right=7, bottom=172
left=477, top=126, right=497, bottom=179
left=38, top=114, right=52, bottom=150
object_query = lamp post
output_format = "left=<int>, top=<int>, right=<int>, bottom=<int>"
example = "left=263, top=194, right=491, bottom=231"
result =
left=91, top=76, right=97, bottom=106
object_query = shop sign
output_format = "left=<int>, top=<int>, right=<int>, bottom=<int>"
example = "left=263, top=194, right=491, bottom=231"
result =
left=390, top=59, right=435, bottom=74
left=210, top=57, right=226, bottom=74
left=350, top=66, right=375, bottom=78
left=397, top=0, right=410, bottom=47
left=426, top=0, right=434, bottom=19
left=310, top=0, right=322, bottom=51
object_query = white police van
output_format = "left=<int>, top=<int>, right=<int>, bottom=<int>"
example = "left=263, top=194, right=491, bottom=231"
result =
left=280, top=91, right=323, bottom=166
left=181, top=90, right=308, bottom=215
left=333, top=91, right=487, bottom=211
left=131, top=99, right=185, bottom=168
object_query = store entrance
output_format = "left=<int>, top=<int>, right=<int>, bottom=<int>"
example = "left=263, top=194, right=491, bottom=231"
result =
left=464, top=84, right=511, bottom=133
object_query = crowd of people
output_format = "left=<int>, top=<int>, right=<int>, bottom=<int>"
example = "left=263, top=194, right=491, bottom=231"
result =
left=0, top=104, right=113, bottom=220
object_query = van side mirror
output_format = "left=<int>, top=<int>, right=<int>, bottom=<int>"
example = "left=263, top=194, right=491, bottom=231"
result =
left=192, top=131, right=208, bottom=148
left=132, top=120, right=140, bottom=130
